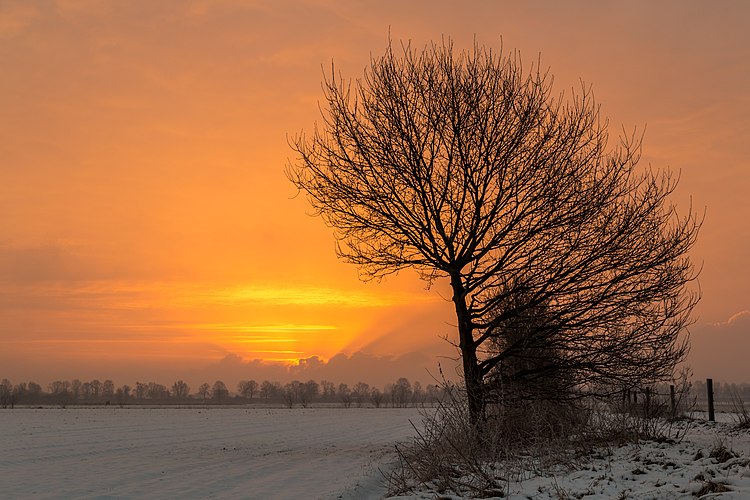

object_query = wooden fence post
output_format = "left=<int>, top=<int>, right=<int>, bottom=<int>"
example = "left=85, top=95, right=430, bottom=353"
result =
left=707, top=378, right=715, bottom=422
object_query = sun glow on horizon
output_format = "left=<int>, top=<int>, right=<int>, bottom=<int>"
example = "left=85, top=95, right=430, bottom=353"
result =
left=200, top=284, right=441, bottom=307
left=0, top=278, right=431, bottom=366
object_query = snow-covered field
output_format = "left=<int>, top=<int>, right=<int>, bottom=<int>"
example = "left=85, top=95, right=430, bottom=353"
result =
left=0, top=407, right=421, bottom=499
left=2, top=407, right=749, bottom=499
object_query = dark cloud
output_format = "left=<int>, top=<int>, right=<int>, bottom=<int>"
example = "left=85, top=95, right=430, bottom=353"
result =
left=189, top=350, right=454, bottom=390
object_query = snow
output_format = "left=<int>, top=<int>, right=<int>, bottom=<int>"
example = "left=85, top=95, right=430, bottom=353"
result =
left=2, top=407, right=749, bottom=499
left=390, top=412, right=750, bottom=499
left=0, top=407, right=421, bottom=499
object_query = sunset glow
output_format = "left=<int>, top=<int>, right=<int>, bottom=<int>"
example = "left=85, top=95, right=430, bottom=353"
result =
left=2, top=0, right=749, bottom=387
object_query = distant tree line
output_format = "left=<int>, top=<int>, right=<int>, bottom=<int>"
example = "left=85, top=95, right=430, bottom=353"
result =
left=0, top=376, right=449, bottom=409
left=691, top=380, right=750, bottom=403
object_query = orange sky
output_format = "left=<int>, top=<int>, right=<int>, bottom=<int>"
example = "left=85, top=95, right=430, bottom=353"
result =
left=1, top=1, right=749, bottom=387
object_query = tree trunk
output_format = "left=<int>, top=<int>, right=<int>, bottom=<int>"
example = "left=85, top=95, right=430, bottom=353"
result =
left=451, top=273, right=485, bottom=428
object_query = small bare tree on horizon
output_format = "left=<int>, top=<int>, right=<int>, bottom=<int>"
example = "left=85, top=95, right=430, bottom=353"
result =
left=288, top=38, right=701, bottom=427
left=172, top=380, right=190, bottom=402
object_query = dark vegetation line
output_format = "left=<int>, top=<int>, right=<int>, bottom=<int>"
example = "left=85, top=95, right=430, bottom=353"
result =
left=1, top=376, right=748, bottom=410
left=0, top=376, right=450, bottom=408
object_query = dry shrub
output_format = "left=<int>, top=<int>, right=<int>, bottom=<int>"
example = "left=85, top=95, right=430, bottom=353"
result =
left=708, top=437, right=736, bottom=463
left=695, top=480, right=731, bottom=496
left=729, top=388, right=750, bottom=429
left=591, top=370, right=696, bottom=445
left=387, top=385, right=500, bottom=497
left=386, top=384, right=591, bottom=498
left=387, top=373, right=695, bottom=497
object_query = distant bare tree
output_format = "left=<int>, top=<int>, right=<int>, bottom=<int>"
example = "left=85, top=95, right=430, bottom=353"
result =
left=391, top=378, right=412, bottom=408
left=134, top=382, right=147, bottom=400
left=283, top=381, right=300, bottom=408
left=338, top=383, right=352, bottom=408
left=261, top=380, right=284, bottom=400
left=259, top=380, right=276, bottom=400
left=12, top=382, right=27, bottom=406
left=299, top=380, right=319, bottom=408
left=237, top=380, right=258, bottom=400
left=0, top=379, right=12, bottom=408
left=27, top=382, right=42, bottom=405
left=115, top=385, right=131, bottom=407
left=370, top=387, right=384, bottom=408
left=102, top=380, right=115, bottom=401
left=171, top=380, right=190, bottom=401
left=320, top=380, right=336, bottom=400
left=147, top=382, right=169, bottom=400
left=71, top=379, right=82, bottom=401
left=212, top=381, right=229, bottom=403
left=198, top=383, right=211, bottom=403
left=81, top=382, right=92, bottom=401
left=288, top=39, right=701, bottom=426
left=48, top=380, right=71, bottom=407
left=90, top=379, right=102, bottom=400
left=352, top=382, right=370, bottom=407
left=411, top=381, right=425, bottom=407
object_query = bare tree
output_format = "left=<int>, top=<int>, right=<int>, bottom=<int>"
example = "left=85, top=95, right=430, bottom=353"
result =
left=27, top=382, right=42, bottom=405
left=237, top=380, right=258, bottom=400
left=299, top=379, right=319, bottom=407
left=134, top=382, right=148, bottom=401
left=391, top=378, right=412, bottom=408
left=71, top=379, right=82, bottom=401
left=172, top=380, right=190, bottom=401
left=370, top=387, right=384, bottom=408
left=338, top=383, right=352, bottom=408
left=411, top=381, right=425, bottom=407
left=81, top=382, right=92, bottom=401
left=198, top=383, right=211, bottom=403
left=147, top=382, right=169, bottom=400
left=259, top=380, right=283, bottom=399
left=90, top=379, right=102, bottom=400
left=48, top=380, right=71, bottom=407
left=102, top=380, right=115, bottom=398
left=288, top=39, right=700, bottom=426
left=212, top=380, right=229, bottom=403
left=320, top=380, right=336, bottom=400
left=283, top=381, right=300, bottom=408
left=0, top=379, right=12, bottom=408
left=115, top=384, right=131, bottom=407
left=12, top=382, right=27, bottom=406
left=352, top=382, right=370, bottom=407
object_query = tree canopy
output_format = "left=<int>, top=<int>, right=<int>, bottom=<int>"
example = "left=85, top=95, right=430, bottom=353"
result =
left=288, top=39, right=701, bottom=425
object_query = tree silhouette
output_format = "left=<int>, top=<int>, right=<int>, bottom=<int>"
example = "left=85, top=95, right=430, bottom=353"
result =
left=390, top=378, right=412, bottom=408
left=237, top=380, right=258, bottom=400
left=338, top=383, right=352, bottom=408
left=0, top=379, right=12, bottom=408
left=289, top=39, right=700, bottom=426
left=212, top=380, right=229, bottom=403
left=198, top=383, right=210, bottom=403
left=171, top=380, right=190, bottom=401
left=299, top=380, right=319, bottom=408
left=147, top=382, right=169, bottom=400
